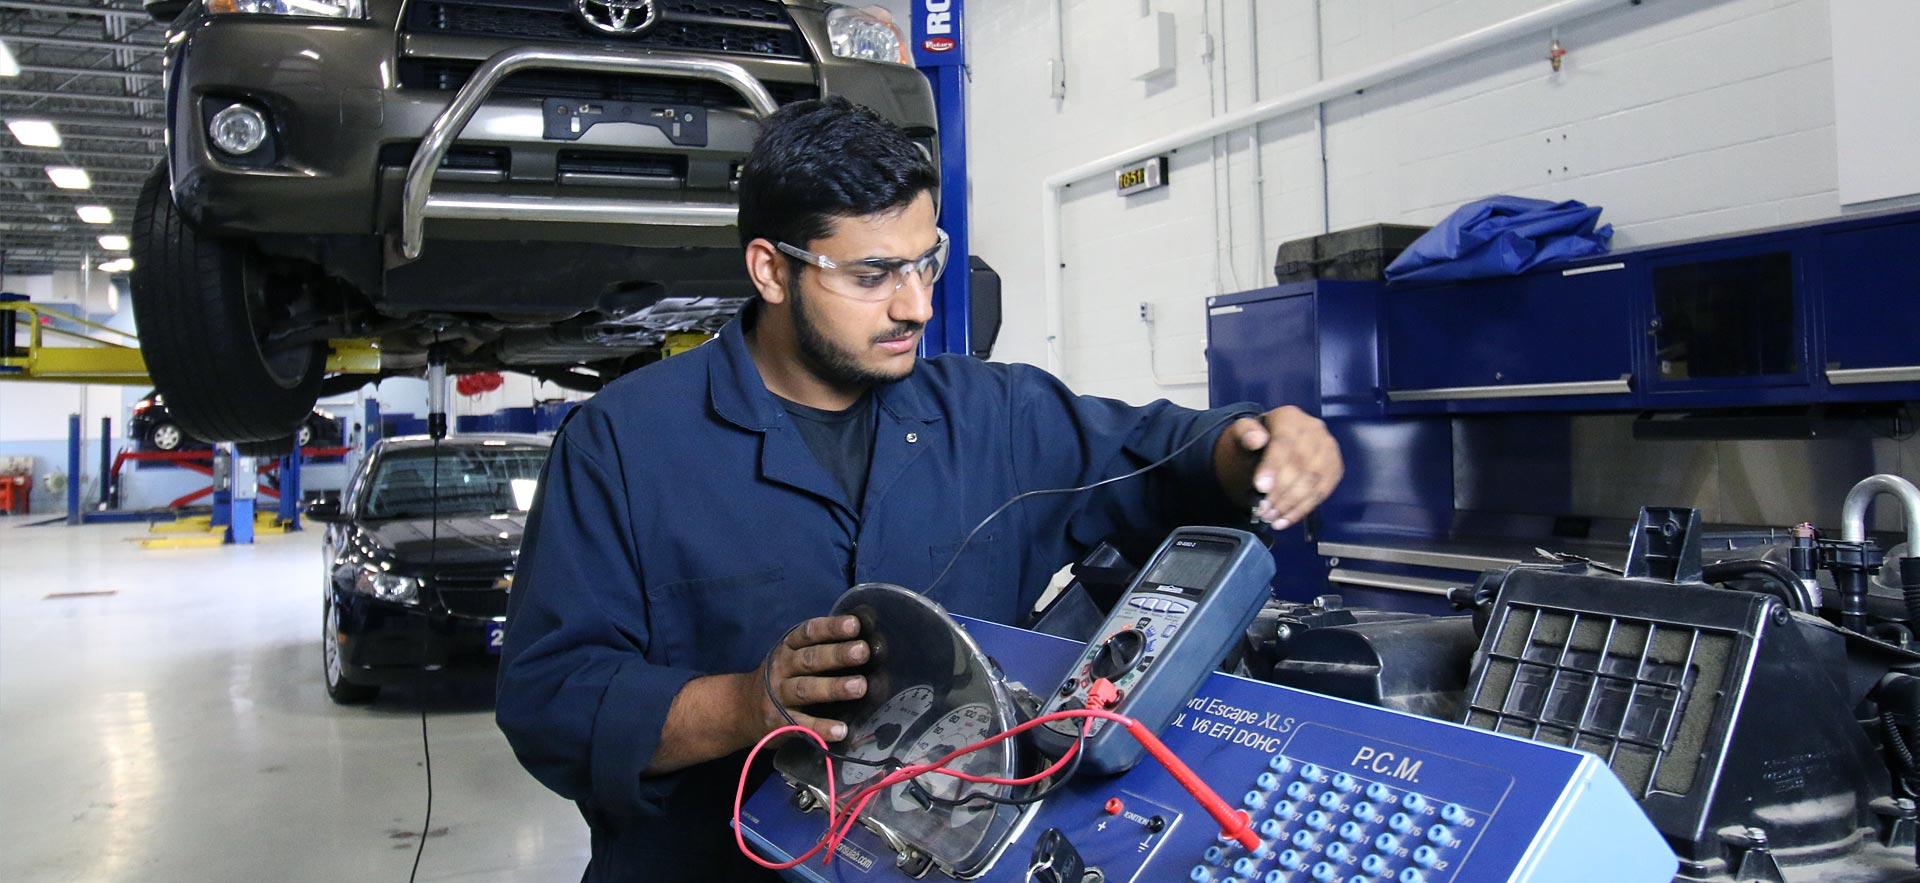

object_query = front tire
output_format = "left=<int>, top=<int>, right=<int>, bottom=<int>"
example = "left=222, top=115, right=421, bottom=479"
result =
left=324, top=599, right=379, bottom=705
left=147, top=421, right=185, bottom=452
left=130, top=164, right=326, bottom=442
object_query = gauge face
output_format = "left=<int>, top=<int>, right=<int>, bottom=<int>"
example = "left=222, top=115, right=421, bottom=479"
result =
left=839, top=684, right=936, bottom=786
left=891, top=703, right=1001, bottom=826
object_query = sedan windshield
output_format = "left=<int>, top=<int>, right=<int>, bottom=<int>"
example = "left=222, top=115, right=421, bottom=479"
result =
left=362, top=445, right=547, bottom=519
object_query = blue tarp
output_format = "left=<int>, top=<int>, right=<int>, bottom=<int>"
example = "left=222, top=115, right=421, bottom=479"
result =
left=1385, top=195, right=1613, bottom=283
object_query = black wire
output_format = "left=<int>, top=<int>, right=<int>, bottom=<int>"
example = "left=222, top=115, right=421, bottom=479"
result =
left=923, top=411, right=1248, bottom=597
left=409, top=358, right=444, bottom=883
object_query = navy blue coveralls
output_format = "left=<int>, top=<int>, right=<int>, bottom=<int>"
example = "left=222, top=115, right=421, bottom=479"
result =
left=497, top=315, right=1256, bottom=881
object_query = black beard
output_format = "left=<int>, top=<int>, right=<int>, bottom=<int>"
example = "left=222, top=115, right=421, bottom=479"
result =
left=789, top=276, right=922, bottom=391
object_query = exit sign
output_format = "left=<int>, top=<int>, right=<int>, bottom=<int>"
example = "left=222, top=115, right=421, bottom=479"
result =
left=1116, top=156, right=1168, bottom=196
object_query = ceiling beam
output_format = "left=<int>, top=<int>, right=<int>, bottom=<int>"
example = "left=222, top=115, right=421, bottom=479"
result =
left=0, top=1, right=148, bottom=16
left=0, top=108, right=161, bottom=128
left=0, top=33, right=163, bottom=52
left=14, top=62, right=160, bottom=80
left=1, top=147, right=158, bottom=163
left=0, top=87, right=162, bottom=102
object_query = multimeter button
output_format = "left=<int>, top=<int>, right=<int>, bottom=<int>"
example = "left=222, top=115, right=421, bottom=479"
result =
left=1299, top=763, right=1323, bottom=780
left=1317, top=791, right=1341, bottom=809
left=1426, top=825, right=1452, bottom=846
left=1338, top=821, right=1366, bottom=842
left=1331, top=772, right=1357, bottom=792
left=1305, top=810, right=1332, bottom=830
left=1286, top=782, right=1312, bottom=801
left=1271, top=800, right=1295, bottom=818
left=1361, top=855, right=1390, bottom=876
left=1255, top=772, right=1280, bottom=791
left=1233, top=857, right=1260, bottom=877
left=1399, top=871, right=1428, bottom=883
left=1352, top=801, right=1378, bottom=822
left=1203, top=845, right=1225, bottom=865
left=1388, top=813, right=1414, bottom=833
left=1243, top=790, right=1266, bottom=810
left=1413, top=845, right=1439, bottom=867
left=1311, top=862, right=1338, bottom=882
left=1259, top=818, right=1285, bottom=839
left=1325, top=842, right=1351, bottom=862
left=1440, top=803, right=1467, bottom=824
left=1365, top=782, right=1392, bottom=802
left=1374, top=833, right=1401, bottom=853
left=1291, top=830, right=1317, bottom=849
left=1277, top=849, right=1305, bottom=871
left=1401, top=792, right=1428, bottom=813
left=1268, top=754, right=1293, bottom=774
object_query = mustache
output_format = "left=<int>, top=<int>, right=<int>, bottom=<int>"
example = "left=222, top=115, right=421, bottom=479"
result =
left=872, top=323, right=923, bottom=345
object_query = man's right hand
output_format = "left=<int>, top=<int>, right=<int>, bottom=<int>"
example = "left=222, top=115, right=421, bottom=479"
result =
left=748, top=614, right=870, bottom=743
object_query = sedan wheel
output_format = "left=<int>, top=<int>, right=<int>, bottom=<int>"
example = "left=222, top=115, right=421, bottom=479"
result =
left=150, top=422, right=184, bottom=452
left=323, top=601, right=378, bottom=704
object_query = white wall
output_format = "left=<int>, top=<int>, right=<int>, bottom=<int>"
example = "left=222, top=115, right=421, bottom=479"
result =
left=965, top=0, right=1882, bottom=407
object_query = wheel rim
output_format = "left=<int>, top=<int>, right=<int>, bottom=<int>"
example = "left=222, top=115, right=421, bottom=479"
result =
left=152, top=423, right=182, bottom=451
left=297, top=424, right=313, bottom=447
left=238, top=253, right=316, bottom=390
left=324, top=602, right=343, bottom=688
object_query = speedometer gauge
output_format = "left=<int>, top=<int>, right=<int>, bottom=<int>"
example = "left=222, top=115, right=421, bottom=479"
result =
left=840, top=684, right=935, bottom=786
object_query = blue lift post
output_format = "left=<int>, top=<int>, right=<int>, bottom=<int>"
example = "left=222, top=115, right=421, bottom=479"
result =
left=277, top=449, right=303, bottom=531
left=65, top=413, right=80, bottom=526
left=913, top=0, right=970, bottom=357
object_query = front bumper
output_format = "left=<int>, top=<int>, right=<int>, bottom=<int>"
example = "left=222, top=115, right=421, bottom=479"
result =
left=331, top=590, right=502, bottom=686
left=165, top=2, right=937, bottom=242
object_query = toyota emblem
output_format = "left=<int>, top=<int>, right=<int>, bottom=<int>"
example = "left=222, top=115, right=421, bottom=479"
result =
left=574, top=0, right=657, bottom=35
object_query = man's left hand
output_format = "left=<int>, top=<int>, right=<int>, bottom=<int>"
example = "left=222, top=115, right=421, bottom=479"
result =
left=1218, top=406, right=1343, bottom=530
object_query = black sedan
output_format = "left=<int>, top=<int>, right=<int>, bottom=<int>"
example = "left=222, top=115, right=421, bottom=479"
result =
left=131, top=389, right=343, bottom=452
left=306, top=433, right=550, bottom=704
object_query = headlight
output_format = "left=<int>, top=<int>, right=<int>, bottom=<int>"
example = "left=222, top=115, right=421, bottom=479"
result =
left=827, top=5, right=908, bottom=65
left=207, top=0, right=367, bottom=19
left=353, top=568, right=420, bottom=604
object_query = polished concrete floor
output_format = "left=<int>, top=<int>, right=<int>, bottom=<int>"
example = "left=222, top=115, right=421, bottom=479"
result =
left=0, top=519, right=590, bottom=882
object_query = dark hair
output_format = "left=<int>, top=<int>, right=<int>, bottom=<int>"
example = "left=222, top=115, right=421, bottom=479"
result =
left=736, top=96, right=938, bottom=254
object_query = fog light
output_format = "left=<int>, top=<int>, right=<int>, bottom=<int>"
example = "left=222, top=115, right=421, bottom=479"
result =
left=209, top=103, right=269, bottom=155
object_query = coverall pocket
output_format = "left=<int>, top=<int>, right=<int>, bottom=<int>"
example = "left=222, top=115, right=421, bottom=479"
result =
left=648, top=565, right=787, bottom=671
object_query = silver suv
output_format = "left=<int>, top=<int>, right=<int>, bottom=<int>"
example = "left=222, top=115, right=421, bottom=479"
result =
left=131, top=0, right=935, bottom=446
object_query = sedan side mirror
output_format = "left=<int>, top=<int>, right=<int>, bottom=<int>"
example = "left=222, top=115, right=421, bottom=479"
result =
left=305, top=499, right=344, bottom=523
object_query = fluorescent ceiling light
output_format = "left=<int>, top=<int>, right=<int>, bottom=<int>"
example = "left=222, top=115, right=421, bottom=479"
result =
left=77, top=206, right=114, bottom=225
left=46, top=166, right=91, bottom=190
left=98, top=234, right=131, bottom=251
left=0, top=41, right=20, bottom=78
left=97, top=258, right=135, bottom=273
left=6, top=118, right=61, bottom=148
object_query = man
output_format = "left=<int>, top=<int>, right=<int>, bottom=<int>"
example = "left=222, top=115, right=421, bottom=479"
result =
left=497, top=98, right=1341, bottom=881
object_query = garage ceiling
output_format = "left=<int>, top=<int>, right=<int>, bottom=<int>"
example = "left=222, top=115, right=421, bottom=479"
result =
left=0, top=1, right=163, bottom=278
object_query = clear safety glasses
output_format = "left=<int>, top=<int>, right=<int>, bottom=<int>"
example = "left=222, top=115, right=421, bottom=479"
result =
left=776, top=228, right=950, bottom=302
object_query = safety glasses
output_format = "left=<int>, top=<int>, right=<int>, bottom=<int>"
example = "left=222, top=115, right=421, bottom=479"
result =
left=776, top=228, right=950, bottom=302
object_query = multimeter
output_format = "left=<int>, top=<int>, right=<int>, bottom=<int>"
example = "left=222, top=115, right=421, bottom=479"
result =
left=1033, top=526, right=1275, bottom=775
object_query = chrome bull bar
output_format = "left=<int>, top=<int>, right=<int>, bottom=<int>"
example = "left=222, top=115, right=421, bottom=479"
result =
left=400, top=46, right=781, bottom=260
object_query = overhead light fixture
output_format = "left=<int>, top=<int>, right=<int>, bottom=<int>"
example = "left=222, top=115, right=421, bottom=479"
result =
left=97, top=257, right=136, bottom=274
left=46, top=166, right=91, bottom=190
left=0, top=41, right=19, bottom=78
left=77, top=206, right=115, bottom=225
left=98, top=234, right=131, bottom=251
left=6, top=118, right=61, bottom=148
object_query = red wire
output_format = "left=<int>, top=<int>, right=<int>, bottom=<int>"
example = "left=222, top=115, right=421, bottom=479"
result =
left=732, top=702, right=1260, bottom=869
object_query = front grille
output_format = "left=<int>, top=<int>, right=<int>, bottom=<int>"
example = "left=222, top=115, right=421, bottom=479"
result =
left=398, top=59, right=818, bottom=111
left=1463, top=600, right=1732, bottom=798
left=376, top=142, right=509, bottom=171
left=557, top=149, right=684, bottom=178
left=434, top=569, right=511, bottom=619
left=402, top=0, right=806, bottom=60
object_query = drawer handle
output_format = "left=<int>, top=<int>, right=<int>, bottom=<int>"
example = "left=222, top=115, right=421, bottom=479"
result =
left=1826, top=365, right=1920, bottom=386
left=1387, top=374, right=1631, bottom=402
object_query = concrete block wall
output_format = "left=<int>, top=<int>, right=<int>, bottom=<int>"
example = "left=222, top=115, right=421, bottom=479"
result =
left=964, top=0, right=1880, bottom=408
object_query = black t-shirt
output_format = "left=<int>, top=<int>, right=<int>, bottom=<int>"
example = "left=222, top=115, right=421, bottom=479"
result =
left=778, top=391, right=877, bottom=510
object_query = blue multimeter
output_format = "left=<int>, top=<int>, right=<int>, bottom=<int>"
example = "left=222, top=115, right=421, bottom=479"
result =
left=1033, top=526, right=1275, bottom=775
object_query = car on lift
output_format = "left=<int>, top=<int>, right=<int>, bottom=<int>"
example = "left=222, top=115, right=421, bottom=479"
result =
left=306, top=433, right=549, bottom=703
left=131, top=0, right=937, bottom=447
left=128, top=390, right=342, bottom=453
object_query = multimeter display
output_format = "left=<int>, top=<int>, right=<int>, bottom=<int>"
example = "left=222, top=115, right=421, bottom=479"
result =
left=1141, top=542, right=1232, bottom=594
